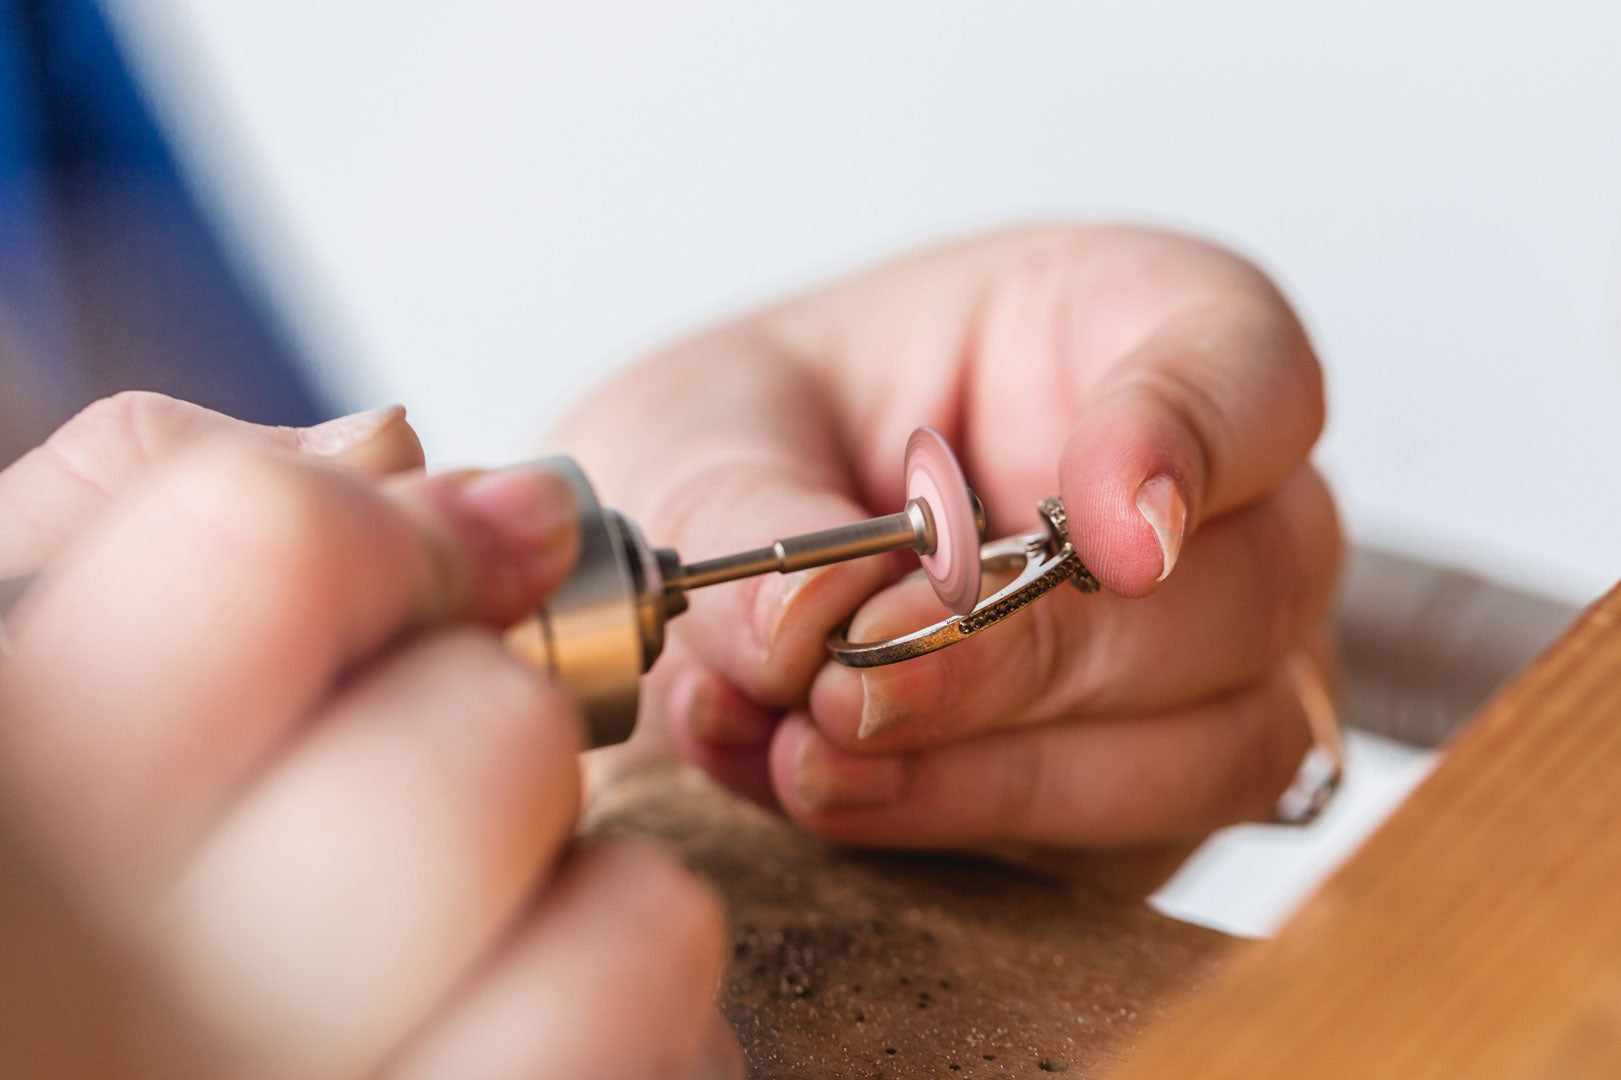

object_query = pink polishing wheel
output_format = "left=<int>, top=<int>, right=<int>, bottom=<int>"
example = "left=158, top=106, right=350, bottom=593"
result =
left=904, top=426, right=982, bottom=616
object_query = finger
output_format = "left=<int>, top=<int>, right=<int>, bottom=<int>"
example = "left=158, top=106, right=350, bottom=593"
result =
left=950, top=229, right=1323, bottom=593
left=0, top=391, right=424, bottom=575
left=300, top=405, right=426, bottom=475
left=553, top=331, right=893, bottom=707
left=691, top=1010, right=749, bottom=1080
left=809, top=467, right=1340, bottom=749
left=760, top=226, right=1324, bottom=596
left=774, top=666, right=1315, bottom=851
left=159, top=629, right=582, bottom=1079
left=1055, top=293, right=1324, bottom=594
left=646, top=637, right=781, bottom=810
left=387, top=837, right=733, bottom=1080
left=0, top=444, right=577, bottom=901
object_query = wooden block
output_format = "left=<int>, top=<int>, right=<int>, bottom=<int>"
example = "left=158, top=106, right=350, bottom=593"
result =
left=1111, top=582, right=1621, bottom=1079
left=587, top=759, right=1232, bottom=1079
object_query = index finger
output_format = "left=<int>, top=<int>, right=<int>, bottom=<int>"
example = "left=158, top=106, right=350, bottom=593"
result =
left=0, top=442, right=578, bottom=901
left=0, top=391, right=425, bottom=577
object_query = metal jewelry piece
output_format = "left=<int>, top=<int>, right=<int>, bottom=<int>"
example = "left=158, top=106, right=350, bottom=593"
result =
left=828, top=497, right=1100, bottom=668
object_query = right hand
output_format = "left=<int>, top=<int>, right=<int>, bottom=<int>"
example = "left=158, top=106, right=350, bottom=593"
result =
left=0, top=392, right=740, bottom=1080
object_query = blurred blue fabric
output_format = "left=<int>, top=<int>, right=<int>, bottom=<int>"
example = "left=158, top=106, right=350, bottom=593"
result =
left=0, top=0, right=326, bottom=431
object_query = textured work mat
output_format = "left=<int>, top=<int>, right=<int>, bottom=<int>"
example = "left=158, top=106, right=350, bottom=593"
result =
left=586, top=758, right=1233, bottom=1079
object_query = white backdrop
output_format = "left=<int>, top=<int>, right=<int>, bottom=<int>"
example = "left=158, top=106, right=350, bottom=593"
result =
left=108, top=0, right=1621, bottom=601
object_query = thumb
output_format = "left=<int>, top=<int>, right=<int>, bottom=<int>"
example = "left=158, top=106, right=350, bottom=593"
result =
left=1058, top=302, right=1324, bottom=597
left=0, top=392, right=424, bottom=576
left=647, top=461, right=891, bottom=708
left=556, top=338, right=894, bottom=710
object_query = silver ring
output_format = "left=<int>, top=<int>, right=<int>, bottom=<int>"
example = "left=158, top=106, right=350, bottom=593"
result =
left=827, top=532, right=1082, bottom=667
left=1036, top=497, right=1100, bottom=594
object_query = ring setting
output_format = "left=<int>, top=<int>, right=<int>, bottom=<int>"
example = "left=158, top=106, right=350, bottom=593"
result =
left=827, top=496, right=1099, bottom=668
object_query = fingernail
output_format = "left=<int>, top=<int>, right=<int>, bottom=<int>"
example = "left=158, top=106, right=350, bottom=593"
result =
left=1135, top=475, right=1187, bottom=582
left=463, top=468, right=576, bottom=542
left=856, top=676, right=911, bottom=740
left=791, top=726, right=906, bottom=812
left=461, top=468, right=579, bottom=586
left=754, top=568, right=826, bottom=652
left=678, top=672, right=773, bottom=747
left=297, top=405, right=405, bottom=454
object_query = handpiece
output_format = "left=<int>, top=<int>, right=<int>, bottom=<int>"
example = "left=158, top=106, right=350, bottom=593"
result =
left=507, top=428, right=987, bottom=747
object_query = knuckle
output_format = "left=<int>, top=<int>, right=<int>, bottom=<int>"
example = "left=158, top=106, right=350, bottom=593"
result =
left=44, top=391, right=184, bottom=491
left=1154, top=246, right=1327, bottom=448
left=1220, top=286, right=1327, bottom=443
left=639, top=449, right=828, bottom=550
left=67, top=390, right=175, bottom=442
left=149, top=442, right=393, bottom=641
left=1237, top=467, right=1343, bottom=669
left=166, top=441, right=338, bottom=576
left=1001, top=222, right=1105, bottom=274
left=646, top=461, right=879, bottom=703
left=1131, top=361, right=1233, bottom=496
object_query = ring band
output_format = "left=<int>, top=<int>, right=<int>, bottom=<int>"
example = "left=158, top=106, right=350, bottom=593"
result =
left=827, top=533, right=1078, bottom=667
left=827, top=497, right=1099, bottom=668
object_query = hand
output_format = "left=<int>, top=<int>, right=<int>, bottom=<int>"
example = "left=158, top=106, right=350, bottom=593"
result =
left=0, top=393, right=739, bottom=1079
left=554, top=225, right=1342, bottom=889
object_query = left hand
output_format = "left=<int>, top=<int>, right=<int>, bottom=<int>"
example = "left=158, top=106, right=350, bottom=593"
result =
left=554, top=225, right=1342, bottom=888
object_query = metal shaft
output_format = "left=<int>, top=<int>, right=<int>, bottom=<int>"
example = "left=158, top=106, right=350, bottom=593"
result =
left=671, top=499, right=937, bottom=591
